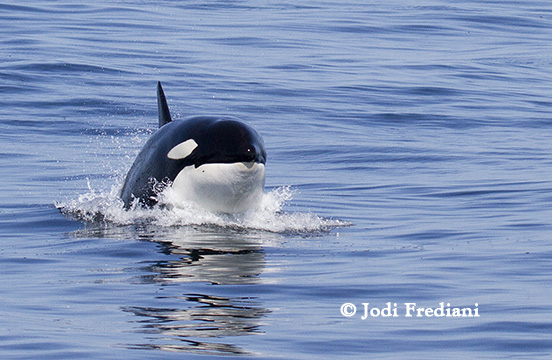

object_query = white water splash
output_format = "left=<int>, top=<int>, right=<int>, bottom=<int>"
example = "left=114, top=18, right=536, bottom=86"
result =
left=57, top=181, right=350, bottom=234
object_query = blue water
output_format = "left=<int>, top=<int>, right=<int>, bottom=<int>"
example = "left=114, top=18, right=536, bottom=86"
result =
left=1, top=0, right=552, bottom=359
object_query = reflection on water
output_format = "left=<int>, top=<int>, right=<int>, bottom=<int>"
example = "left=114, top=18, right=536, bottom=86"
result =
left=70, top=224, right=277, bottom=356
left=144, top=235, right=267, bottom=285
left=123, top=294, right=269, bottom=355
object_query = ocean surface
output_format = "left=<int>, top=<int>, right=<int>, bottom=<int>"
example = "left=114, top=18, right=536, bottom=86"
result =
left=1, top=0, right=551, bottom=359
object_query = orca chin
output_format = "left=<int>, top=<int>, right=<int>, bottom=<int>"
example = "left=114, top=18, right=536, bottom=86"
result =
left=119, top=82, right=267, bottom=213
left=172, top=162, right=265, bottom=213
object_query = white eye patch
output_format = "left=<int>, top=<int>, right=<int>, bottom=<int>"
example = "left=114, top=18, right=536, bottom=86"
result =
left=167, top=139, right=198, bottom=160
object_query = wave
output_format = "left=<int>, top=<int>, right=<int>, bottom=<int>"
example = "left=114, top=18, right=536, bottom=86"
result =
left=56, top=180, right=350, bottom=234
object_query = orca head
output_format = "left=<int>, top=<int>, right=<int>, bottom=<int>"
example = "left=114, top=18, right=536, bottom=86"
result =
left=165, top=117, right=266, bottom=167
left=190, top=118, right=266, bottom=168
left=166, top=117, right=267, bottom=213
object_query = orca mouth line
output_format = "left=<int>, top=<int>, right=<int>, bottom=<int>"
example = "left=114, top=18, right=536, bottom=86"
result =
left=193, top=153, right=263, bottom=168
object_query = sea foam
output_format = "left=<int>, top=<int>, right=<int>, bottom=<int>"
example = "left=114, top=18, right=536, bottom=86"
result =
left=57, top=180, right=349, bottom=234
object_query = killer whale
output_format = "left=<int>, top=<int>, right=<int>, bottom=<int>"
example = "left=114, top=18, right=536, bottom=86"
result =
left=120, top=82, right=266, bottom=213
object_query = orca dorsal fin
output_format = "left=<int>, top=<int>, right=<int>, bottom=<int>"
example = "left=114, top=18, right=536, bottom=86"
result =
left=157, top=81, right=172, bottom=128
